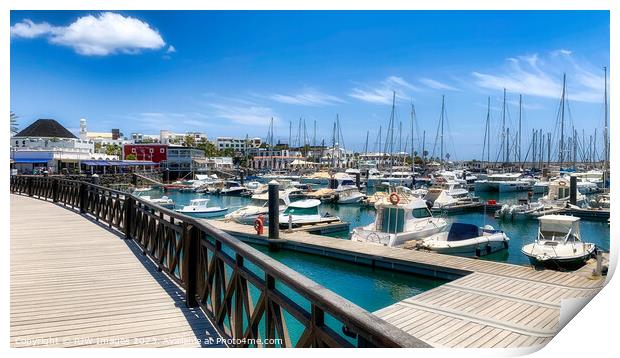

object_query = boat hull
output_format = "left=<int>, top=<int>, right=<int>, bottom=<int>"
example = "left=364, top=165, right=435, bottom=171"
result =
left=177, top=208, right=228, bottom=218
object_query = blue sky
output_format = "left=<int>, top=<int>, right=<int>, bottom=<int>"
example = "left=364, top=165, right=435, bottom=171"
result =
left=10, top=10, right=609, bottom=160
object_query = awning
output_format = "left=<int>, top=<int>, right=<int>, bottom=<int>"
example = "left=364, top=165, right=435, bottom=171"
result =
left=82, top=160, right=111, bottom=166
left=13, top=158, right=50, bottom=163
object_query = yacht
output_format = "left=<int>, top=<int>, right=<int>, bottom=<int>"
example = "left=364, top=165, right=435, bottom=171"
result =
left=139, top=195, right=175, bottom=209
left=336, top=187, right=365, bottom=204
left=521, top=215, right=596, bottom=270
left=532, top=180, right=549, bottom=194
left=219, top=181, right=248, bottom=196
left=278, top=199, right=340, bottom=228
left=350, top=195, right=448, bottom=247
left=474, top=173, right=526, bottom=192
left=176, top=199, right=228, bottom=218
left=225, top=189, right=293, bottom=225
left=417, top=223, right=509, bottom=257
left=424, top=180, right=475, bottom=209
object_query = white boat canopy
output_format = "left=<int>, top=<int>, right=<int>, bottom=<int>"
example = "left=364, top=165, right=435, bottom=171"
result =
left=538, top=215, right=580, bottom=236
left=288, top=199, right=321, bottom=208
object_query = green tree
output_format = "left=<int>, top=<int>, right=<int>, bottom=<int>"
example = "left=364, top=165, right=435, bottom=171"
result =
left=10, top=111, right=18, bottom=135
left=94, top=142, right=102, bottom=153
left=126, top=153, right=137, bottom=160
left=105, top=144, right=121, bottom=157
left=197, top=141, right=219, bottom=157
left=184, top=135, right=196, bottom=147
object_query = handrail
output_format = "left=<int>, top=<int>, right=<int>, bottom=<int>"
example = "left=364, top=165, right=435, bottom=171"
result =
left=10, top=175, right=428, bottom=348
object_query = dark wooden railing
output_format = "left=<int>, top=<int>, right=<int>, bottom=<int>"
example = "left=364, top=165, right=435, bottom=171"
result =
left=10, top=175, right=428, bottom=348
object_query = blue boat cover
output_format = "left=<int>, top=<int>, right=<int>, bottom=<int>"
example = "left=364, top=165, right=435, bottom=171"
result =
left=447, top=223, right=479, bottom=242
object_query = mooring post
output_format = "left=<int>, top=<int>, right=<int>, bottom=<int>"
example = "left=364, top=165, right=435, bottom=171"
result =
left=569, top=175, right=577, bottom=206
left=268, top=180, right=280, bottom=245
left=594, top=250, right=603, bottom=276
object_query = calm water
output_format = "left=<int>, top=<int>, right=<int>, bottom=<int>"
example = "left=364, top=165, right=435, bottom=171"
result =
left=138, top=185, right=610, bottom=267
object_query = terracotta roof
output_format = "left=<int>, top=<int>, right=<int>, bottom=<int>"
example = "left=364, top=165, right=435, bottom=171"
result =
left=14, top=119, right=77, bottom=139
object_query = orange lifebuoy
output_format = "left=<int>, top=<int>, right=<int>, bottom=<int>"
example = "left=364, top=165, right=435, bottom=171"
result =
left=389, top=192, right=400, bottom=205
left=254, top=216, right=264, bottom=235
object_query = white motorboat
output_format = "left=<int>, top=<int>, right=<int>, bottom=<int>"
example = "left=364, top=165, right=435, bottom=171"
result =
left=541, top=177, right=586, bottom=206
left=278, top=199, right=340, bottom=228
left=176, top=199, right=228, bottom=218
left=424, top=180, right=475, bottom=209
left=336, top=187, right=365, bottom=204
left=219, top=181, right=248, bottom=196
left=133, top=187, right=153, bottom=193
left=350, top=195, right=448, bottom=247
left=474, top=173, right=523, bottom=192
left=418, top=223, right=509, bottom=257
left=139, top=195, right=175, bottom=209
left=245, top=181, right=262, bottom=190
left=225, top=189, right=293, bottom=225
left=532, top=181, right=549, bottom=194
left=521, top=215, right=596, bottom=270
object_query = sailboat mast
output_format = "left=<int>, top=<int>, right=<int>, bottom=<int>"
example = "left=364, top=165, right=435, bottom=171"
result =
left=502, top=88, right=506, bottom=163
left=364, top=130, right=369, bottom=156
left=603, top=66, right=609, bottom=178
left=440, top=95, right=445, bottom=165
left=518, top=94, right=522, bottom=164
left=390, top=91, right=396, bottom=173
left=559, top=73, right=566, bottom=169
left=411, top=102, right=415, bottom=173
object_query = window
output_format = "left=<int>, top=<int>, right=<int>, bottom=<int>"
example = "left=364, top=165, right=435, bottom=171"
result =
left=160, top=148, right=165, bottom=153
left=149, top=148, right=154, bottom=153
left=412, top=208, right=431, bottom=219
left=131, top=148, right=136, bottom=153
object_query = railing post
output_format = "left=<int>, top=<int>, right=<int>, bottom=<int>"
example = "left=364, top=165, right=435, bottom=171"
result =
left=124, top=196, right=134, bottom=240
left=52, top=178, right=59, bottom=202
left=28, top=177, right=34, bottom=197
left=79, top=182, right=87, bottom=213
left=183, top=223, right=199, bottom=308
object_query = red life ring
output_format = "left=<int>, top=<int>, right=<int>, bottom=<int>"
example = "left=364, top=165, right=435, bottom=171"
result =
left=389, top=192, right=400, bottom=205
left=254, top=216, right=264, bottom=234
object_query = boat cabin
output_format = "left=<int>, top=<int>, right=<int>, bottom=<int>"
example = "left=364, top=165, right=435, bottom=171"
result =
left=282, top=199, right=321, bottom=216
left=374, top=199, right=432, bottom=234
left=188, top=198, right=210, bottom=207
left=537, top=215, right=581, bottom=244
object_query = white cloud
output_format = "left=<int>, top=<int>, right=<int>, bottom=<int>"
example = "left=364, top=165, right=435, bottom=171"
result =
left=270, top=88, right=344, bottom=106
left=419, top=78, right=461, bottom=91
left=166, top=45, right=176, bottom=53
left=208, top=103, right=277, bottom=126
left=472, top=50, right=606, bottom=103
left=349, top=76, right=420, bottom=104
left=10, top=19, right=56, bottom=38
left=11, top=12, right=166, bottom=56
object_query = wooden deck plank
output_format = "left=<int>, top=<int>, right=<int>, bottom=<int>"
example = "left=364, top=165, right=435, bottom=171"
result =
left=10, top=195, right=222, bottom=348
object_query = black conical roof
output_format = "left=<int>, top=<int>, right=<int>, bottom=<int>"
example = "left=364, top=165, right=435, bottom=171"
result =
left=14, top=119, right=77, bottom=139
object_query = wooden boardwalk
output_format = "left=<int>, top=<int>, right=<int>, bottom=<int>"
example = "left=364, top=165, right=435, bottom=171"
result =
left=10, top=195, right=223, bottom=348
left=208, top=219, right=606, bottom=348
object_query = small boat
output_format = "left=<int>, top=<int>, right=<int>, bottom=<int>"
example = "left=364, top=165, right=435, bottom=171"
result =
left=350, top=195, right=448, bottom=247
left=245, top=181, right=262, bottom=190
left=133, top=187, right=153, bottom=193
left=176, top=199, right=228, bottom=218
left=278, top=199, right=340, bottom=228
left=417, top=223, right=509, bottom=257
left=139, top=195, right=175, bottom=209
left=219, top=181, right=248, bottom=196
left=521, top=215, right=596, bottom=270
left=336, top=187, right=365, bottom=204
left=225, top=189, right=293, bottom=225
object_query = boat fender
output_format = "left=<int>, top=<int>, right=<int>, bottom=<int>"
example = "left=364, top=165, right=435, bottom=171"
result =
left=389, top=192, right=400, bottom=205
left=475, top=247, right=481, bottom=257
left=254, top=216, right=264, bottom=235
left=503, top=240, right=509, bottom=249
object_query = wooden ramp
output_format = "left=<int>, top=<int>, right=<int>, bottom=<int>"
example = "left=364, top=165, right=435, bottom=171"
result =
left=208, top=218, right=606, bottom=348
left=10, top=195, right=223, bottom=348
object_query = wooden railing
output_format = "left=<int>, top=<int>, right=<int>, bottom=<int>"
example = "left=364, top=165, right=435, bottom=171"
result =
left=10, top=175, right=429, bottom=348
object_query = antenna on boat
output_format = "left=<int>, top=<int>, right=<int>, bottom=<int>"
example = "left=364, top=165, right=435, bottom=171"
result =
left=518, top=94, right=522, bottom=165
left=501, top=88, right=506, bottom=164
left=603, top=66, right=609, bottom=188
left=440, top=95, right=445, bottom=169
left=482, top=96, right=491, bottom=168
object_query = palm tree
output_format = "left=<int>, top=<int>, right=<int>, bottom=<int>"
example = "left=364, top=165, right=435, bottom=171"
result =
left=10, top=111, right=18, bottom=135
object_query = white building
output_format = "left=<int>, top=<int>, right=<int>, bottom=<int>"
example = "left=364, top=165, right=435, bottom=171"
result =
left=160, top=130, right=208, bottom=145
left=11, top=118, right=118, bottom=174
left=215, top=137, right=262, bottom=153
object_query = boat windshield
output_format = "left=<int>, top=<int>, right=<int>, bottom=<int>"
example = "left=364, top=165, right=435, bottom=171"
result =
left=376, top=207, right=405, bottom=233
left=412, top=208, right=432, bottom=219
left=283, top=207, right=318, bottom=216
